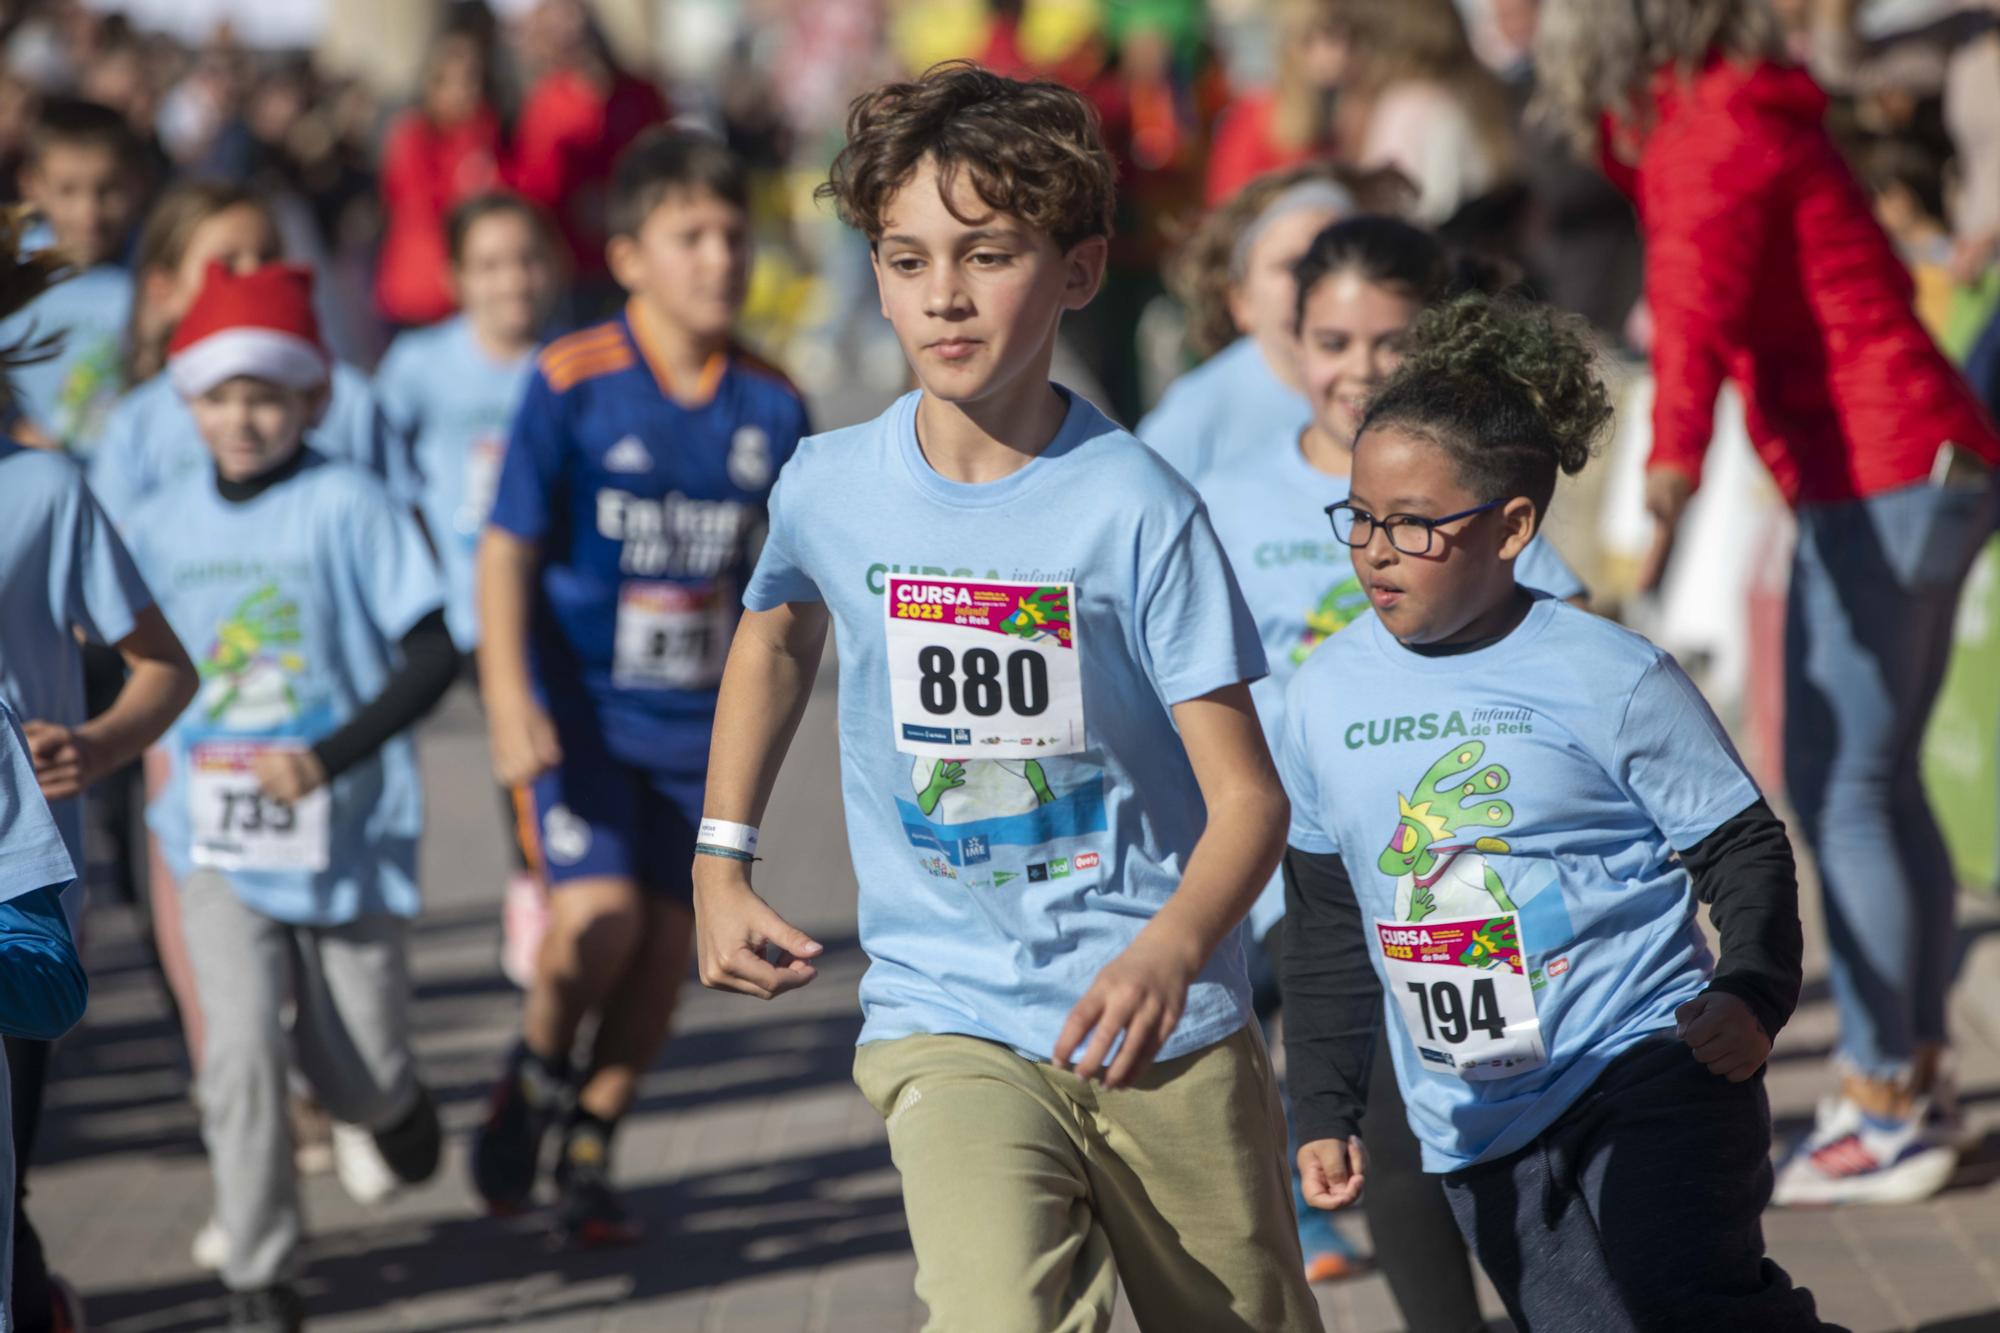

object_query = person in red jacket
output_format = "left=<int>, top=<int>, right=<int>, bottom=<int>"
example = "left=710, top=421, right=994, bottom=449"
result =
left=507, top=0, right=668, bottom=316
left=1538, top=0, right=2000, bottom=1208
left=1205, top=0, right=1349, bottom=206
left=375, top=23, right=505, bottom=327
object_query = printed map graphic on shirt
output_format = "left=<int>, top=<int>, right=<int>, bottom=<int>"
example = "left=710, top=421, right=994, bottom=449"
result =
left=900, top=754, right=1107, bottom=885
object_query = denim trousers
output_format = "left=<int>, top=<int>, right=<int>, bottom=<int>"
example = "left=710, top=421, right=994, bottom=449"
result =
left=1784, top=476, right=1998, bottom=1079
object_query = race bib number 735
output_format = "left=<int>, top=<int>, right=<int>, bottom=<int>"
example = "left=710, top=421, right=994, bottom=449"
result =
left=189, top=740, right=332, bottom=873
left=885, top=575, right=1084, bottom=759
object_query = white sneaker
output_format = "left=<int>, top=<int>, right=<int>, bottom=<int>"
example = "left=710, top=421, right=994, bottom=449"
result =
left=333, top=1120, right=400, bottom=1206
left=1772, top=1094, right=1959, bottom=1206
left=190, top=1216, right=227, bottom=1271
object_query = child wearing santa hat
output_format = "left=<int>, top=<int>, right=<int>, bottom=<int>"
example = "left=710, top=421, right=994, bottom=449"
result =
left=120, top=262, right=459, bottom=1332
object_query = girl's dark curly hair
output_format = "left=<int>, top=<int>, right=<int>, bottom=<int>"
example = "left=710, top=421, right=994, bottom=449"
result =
left=1358, top=291, right=1612, bottom=519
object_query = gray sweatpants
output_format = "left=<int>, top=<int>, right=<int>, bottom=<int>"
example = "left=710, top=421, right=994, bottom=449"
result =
left=181, top=869, right=417, bottom=1291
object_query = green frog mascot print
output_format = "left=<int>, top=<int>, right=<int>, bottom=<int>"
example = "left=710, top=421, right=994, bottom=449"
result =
left=886, top=574, right=1106, bottom=889
left=1382, top=741, right=1516, bottom=923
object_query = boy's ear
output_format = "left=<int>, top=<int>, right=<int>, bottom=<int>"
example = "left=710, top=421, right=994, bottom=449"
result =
left=305, top=382, right=333, bottom=429
left=1497, top=496, right=1538, bottom=561
left=1061, top=235, right=1109, bottom=311
left=17, top=162, right=40, bottom=205
left=869, top=244, right=891, bottom=321
left=605, top=233, right=638, bottom=293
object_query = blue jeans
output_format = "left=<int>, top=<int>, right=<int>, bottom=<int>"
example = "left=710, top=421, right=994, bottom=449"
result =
left=1784, top=477, right=1999, bottom=1080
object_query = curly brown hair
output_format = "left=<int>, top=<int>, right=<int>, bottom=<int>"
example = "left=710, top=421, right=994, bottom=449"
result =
left=817, top=62, right=1115, bottom=252
left=1167, top=161, right=1415, bottom=360
left=1360, top=292, right=1612, bottom=519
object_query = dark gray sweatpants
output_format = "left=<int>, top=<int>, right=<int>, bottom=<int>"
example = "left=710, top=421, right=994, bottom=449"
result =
left=1443, top=1035, right=1844, bottom=1333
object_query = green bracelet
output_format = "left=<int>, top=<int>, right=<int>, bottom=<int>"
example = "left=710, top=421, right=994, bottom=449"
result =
left=695, top=843, right=760, bottom=863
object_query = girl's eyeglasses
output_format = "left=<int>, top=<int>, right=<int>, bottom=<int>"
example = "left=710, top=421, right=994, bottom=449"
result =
left=1324, top=499, right=1504, bottom=556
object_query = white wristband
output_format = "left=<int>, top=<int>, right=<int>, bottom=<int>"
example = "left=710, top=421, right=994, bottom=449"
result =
left=696, top=818, right=759, bottom=855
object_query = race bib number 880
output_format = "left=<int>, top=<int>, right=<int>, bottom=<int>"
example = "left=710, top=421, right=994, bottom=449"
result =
left=886, top=575, right=1084, bottom=759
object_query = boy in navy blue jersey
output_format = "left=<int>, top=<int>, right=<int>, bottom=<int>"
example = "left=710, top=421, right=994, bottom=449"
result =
left=472, top=129, right=809, bottom=1244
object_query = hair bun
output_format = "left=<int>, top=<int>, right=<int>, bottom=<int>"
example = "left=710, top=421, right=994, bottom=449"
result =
left=1398, top=291, right=1611, bottom=475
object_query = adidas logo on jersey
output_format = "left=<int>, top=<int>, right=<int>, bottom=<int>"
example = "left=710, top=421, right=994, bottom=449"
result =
left=605, top=436, right=653, bottom=473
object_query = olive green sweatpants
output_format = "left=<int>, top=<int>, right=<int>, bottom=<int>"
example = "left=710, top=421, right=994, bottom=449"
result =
left=855, top=1024, right=1324, bottom=1333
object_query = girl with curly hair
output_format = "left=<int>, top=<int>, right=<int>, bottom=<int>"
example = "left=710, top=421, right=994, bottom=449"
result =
left=1279, top=291, right=1835, bottom=1330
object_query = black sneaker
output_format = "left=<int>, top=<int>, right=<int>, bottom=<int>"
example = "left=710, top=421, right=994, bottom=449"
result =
left=373, top=1083, right=442, bottom=1185
left=470, top=1049, right=565, bottom=1214
left=553, top=1122, right=640, bottom=1248
left=227, top=1283, right=304, bottom=1332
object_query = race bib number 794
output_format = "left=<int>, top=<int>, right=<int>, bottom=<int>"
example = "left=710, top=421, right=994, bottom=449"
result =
left=885, top=575, right=1084, bottom=759
left=1378, top=913, right=1547, bottom=1081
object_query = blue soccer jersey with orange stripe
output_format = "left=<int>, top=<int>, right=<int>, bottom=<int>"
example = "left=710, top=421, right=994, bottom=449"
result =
left=487, top=300, right=809, bottom=773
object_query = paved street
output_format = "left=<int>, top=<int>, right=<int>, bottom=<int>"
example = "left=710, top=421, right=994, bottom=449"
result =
left=31, top=675, right=2000, bottom=1332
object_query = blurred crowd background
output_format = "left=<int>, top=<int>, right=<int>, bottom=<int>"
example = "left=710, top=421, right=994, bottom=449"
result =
left=2, top=0, right=1997, bottom=888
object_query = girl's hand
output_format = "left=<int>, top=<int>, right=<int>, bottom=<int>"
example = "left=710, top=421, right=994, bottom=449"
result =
left=1299, top=1136, right=1369, bottom=1211
left=1676, top=991, right=1771, bottom=1082
left=253, top=747, right=327, bottom=804
left=1054, top=923, right=1199, bottom=1088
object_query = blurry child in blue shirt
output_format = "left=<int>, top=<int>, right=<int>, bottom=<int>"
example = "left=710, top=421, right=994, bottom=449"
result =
left=122, top=262, right=456, bottom=1333
left=376, top=192, right=557, bottom=655
left=0, top=99, right=140, bottom=457
left=90, top=182, right=409, bottom=529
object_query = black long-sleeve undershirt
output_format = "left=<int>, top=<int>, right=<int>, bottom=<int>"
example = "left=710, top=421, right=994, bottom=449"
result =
left=1282, top=798, right=1804, bottom=1148
left=310, top=608, right=457, bottom=780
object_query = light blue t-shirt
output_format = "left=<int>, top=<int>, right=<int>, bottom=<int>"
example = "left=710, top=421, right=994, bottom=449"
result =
left=1204, top=433, right=1589, bottom=939
left=89, top=363, right=411, bottom=529
left=0, top=263, right=131, bottom=457
left=0, top=440, right=155, bottom=921
left=1278, top=596, right=1761, bottom=1171
left=0, top=699, right=75, bottom=911
left=744, top=388, right=1268, bottom=1064
left=1135, top=337, right=1311, bottom=485
left=375, top=315, right=535, bottom=650
left=124, top=451, right=444, bottom=925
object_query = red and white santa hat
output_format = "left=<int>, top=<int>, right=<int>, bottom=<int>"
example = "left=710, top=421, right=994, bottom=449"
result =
left=167, top=261, right=329, bottom=399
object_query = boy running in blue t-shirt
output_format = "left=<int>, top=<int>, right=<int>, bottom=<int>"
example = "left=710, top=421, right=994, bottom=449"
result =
left=124, top=262, right=457, bottom=1333
left=472, top=131, right=810, bottom=1246
left=694, top=65, right=1322, bottom=1331
left=1279, top=292, right=1833, bottom=1331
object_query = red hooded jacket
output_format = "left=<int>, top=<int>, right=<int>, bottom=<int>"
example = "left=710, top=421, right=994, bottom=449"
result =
left=1618, top=59, right=1998, bottom=506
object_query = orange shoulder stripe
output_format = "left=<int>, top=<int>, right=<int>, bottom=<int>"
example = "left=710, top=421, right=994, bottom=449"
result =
left=543, top=347, right=635, bottom=391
